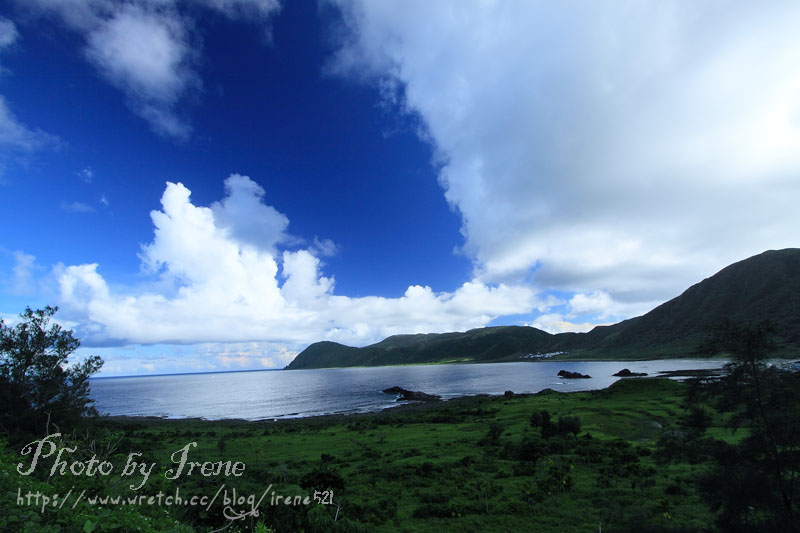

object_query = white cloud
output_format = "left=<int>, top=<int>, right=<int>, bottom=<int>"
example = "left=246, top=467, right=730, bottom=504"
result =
left=84, top=3, right=196, bottom=139
left=568, top=292, right=613, bottom=318
left=0, top=18, right=18, bottom=50
left=8, top=251, right=36, bottom=295
left=56, top=176, right=542, bottom=349
left=200, top=341, right=296, bottom=369
left=77, top=167, right=94, bottom=183
left=328, top=1, right=800, bottom=318
left=281, top=249, right=333, bottom=305
left=78, top=340, right=297, bottom=375
left=528, top=313, right=598, bottom=335
left=210, top=174, right=293, bottom=253
left=566, top=290, right=650, bottom=320
left=199, top=0, right=281, bottom=23
left=61, top=201, right=95, bottom=213
left=530, top=290, right=653, bottom=334
left=311, top=236, right=338, bottom=257
left=0, top=96, right=56, bottom=152
left=0, top=20, right=59, bottom=154
left=17, top=0, right=282, bottom=139
left=16, top=0, right=111, bottom=31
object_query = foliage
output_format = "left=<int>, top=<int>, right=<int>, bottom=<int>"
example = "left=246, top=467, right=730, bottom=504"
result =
left=0, top=437, right=190, bottom=532
left=60, top=378, right=713, bottom=531
left=656, top=320, right=800, bottom=531
left=300, top=466, right=346, bottom=493
left=0, top=306, right=103, bottom=440
left=696, top=320, right=800, bottom=531
left=530, top=409, right=581, bottom=439
left=0, top=347, right=726, bottom=532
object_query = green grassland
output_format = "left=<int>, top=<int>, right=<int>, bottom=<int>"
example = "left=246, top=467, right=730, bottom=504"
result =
left=2, top=378, right=730, bottom=532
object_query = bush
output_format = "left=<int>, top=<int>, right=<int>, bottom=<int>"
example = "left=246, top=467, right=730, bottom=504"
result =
left=530, top=409, right=581, bottom=439
left=557, top=415, right=581, bottom=436
left=516, top=433, right=545, bottom=463
left=478, top=421, right=503, bottom=446
left=301, top=466, right=346, bottom=492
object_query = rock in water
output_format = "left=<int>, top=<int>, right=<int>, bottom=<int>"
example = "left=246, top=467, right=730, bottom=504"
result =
left=382, top=386, right=441, bottom=402
left=557, top=370, right=592, bottom=379
left=613, top=368, right=648, bottom=377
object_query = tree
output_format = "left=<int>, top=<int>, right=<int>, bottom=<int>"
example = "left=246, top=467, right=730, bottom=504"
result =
left=0, top=306, right=103, bottom=438
left=697, top=320, right=799, bottom=532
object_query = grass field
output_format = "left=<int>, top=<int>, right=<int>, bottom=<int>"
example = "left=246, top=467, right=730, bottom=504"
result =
left=2, top=376, right=732, bottom=532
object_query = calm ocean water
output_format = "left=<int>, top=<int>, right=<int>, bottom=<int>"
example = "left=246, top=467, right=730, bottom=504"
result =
left=89, top=360, right=725, bottom=420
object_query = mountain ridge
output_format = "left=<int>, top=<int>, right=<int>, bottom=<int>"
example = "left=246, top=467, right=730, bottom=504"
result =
left=286, top=249, right=800, bottom=369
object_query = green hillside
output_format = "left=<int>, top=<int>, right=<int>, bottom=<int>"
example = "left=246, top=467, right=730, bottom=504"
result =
left=571, top=247, right=800, bottom=357
left=287, top=249, right=800, bottom=369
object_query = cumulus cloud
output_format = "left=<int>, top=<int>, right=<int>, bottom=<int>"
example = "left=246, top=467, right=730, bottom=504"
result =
left=210, top=174, right=294, bottom=254
left=328, top=0, right=800, bottom=319
left=199, top=341, right=296, bottom=369
left=565, top=290, right=651, bottom=321
left=17, top=0, right=282, bottom=139
left=56, top=176, right=542, bottom=348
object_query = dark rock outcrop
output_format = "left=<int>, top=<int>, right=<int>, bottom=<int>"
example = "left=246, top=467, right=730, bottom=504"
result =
left=382, top=386, right=441, bottom=402
left=613, top=368, right=648, bottom=377
left=557, top=370, right=591, bottom=379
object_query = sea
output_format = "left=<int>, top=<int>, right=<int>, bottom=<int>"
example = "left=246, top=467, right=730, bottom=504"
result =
left=89, top=359, right=726, bottom=420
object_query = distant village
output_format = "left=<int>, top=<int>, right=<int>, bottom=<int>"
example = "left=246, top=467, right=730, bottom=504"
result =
left=521, top=351, right=566, bottom=359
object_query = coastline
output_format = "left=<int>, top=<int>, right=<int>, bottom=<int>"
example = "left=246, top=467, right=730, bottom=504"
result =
left=283, top=354, right=730, bottom=371
left=92, top=365, right=726, bottom=424
left=10, top=375, right=756, bottom=531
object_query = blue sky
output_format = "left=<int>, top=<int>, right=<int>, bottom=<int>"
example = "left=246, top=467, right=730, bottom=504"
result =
left=1, top=1, right=799, bottom=376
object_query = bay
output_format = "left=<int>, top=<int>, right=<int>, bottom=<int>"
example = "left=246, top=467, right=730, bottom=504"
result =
left=89, top=359, right=726, bottom=420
